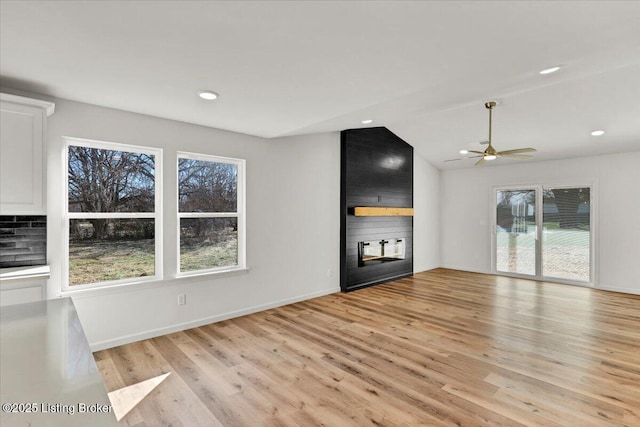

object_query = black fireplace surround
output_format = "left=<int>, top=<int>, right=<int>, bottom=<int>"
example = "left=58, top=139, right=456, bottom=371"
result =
left=340, top=127, right=413, bottom=292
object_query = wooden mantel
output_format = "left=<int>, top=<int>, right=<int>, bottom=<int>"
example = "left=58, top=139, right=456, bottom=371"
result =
left=353, top=207, right=414, bottom=217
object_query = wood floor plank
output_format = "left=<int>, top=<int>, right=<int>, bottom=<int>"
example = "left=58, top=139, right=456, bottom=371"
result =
left=94, top=268, right=640, bottom=426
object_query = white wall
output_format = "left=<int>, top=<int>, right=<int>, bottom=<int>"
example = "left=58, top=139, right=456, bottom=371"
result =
left=440, top=151, right=640, bottom=294
left=45, top=98, right=341, bottom=350
left=22, top=90, right=637, bottom=351
left=28, top=92, right=640, bottom=351
left=413, top=152, right=440, bottom=272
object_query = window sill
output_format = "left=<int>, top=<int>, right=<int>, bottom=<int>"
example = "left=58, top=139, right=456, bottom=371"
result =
left=59, top=267, right=250, bottom=299
left=175, top=266, right=249, bottom=280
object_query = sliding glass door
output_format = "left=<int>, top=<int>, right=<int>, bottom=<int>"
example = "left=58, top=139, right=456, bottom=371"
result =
left=496, top=189, right=537, bottom=276
left=542, top=187, right=591, bottom=282
left=494, top=186, right=592, bottom=284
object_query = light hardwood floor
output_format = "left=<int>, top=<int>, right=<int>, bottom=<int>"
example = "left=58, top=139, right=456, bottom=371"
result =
left=94, top=269, right=640, bottom=426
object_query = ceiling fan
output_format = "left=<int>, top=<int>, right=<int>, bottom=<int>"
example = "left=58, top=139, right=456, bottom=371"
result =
left=448, top=101, right=536, bottom=166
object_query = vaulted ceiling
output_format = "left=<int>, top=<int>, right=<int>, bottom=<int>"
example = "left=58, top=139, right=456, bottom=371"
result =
left=2, top=1, right=639, bottom=168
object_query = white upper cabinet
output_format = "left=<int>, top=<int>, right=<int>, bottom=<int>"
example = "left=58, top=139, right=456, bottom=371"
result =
left=0, top=93, right=55, bottom=215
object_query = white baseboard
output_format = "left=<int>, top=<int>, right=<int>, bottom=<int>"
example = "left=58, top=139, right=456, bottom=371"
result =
left=413, top=264, right=440, bottom=274
left=441, top=265, right=640, bottom=295
left=90, top=287, right=339, bottom=352
left=90, top=274, right=638, bottom=351
left=595, top=285, right=640, bottom=296
left=439, top=264, right=489, bottom=275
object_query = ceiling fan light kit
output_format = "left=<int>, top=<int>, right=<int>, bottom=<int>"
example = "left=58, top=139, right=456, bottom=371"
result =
left=459, top=100, right=536, bottom=166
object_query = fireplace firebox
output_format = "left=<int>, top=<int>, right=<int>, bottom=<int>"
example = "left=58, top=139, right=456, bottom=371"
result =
left=358, top=238, right=405, bottom=267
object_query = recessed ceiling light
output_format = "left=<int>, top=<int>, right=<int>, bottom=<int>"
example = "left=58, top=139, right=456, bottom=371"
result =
left=459, top=149, right=469, bottom=155
left=484, top=155, right=497, bottom=161
left=198, top=90, right=219, bottom=100
left=361, top=119, right=373, bottom=124
left=591, top=130, right=605, bottom=136
left=539, top=66, right=561, bottom=75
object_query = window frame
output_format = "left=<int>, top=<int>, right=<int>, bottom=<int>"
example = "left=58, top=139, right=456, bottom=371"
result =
left=540, top=184, right=594, bottom=284
left=176, top=151, right=246, bottom=276
left=62, top=136, right=163, bottom=291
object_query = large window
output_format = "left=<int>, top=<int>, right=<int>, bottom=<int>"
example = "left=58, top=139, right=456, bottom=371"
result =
left=64, top=137, right=162, bottom=288
left=178, top=152, right=245, bottom=274
left=494, top=185, right=592, bottom=284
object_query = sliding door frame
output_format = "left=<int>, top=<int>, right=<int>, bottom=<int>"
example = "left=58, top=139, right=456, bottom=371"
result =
left=491, top=182, right=597, bottom=288
left=491, top=185, right=542, bottom=279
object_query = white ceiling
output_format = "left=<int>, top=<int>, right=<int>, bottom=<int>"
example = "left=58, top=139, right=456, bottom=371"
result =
left=2, top=1, right=639, bottom=169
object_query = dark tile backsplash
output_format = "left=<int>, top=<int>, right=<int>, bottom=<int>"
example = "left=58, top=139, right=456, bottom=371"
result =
left=0, top=215, right=47, bottom=268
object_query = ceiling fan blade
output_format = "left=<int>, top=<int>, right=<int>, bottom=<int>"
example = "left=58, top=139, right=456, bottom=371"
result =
left=475, top=157, right=486, bottom=166
left=498, top=148, right=536, bottom=155
left=499, top=153, right=534, bottom=160
left=443, top=158, right=461, bottom=162
left=468, top=150, right=485, bottom=155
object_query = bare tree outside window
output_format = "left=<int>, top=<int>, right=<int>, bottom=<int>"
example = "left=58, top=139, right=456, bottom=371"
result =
left=178, top=155, right=242, bottom=273
left=178, top=159, right=237, bottom=213
left=66, top=143, right=159, bottom=286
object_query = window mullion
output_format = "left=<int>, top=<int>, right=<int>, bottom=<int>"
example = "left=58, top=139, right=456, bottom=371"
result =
left=178, top=212, right=238, bottom=218
left=68, top=212, right=157, bottom=219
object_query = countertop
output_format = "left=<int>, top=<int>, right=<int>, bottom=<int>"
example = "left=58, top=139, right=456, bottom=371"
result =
left=0, top=297, right=118, bottom=426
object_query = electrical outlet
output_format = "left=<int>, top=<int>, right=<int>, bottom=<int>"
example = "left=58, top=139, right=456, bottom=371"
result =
left=178, top=294, right=186, bottom=306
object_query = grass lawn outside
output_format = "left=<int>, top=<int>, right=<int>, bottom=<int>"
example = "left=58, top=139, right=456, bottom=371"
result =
left=496, top=227, right=590, bottom=282
left=69, top=239, right=155, bottom=285
left=180, top=236, right=238, bottom=272
left=69, top=231, right=238, bottom=285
